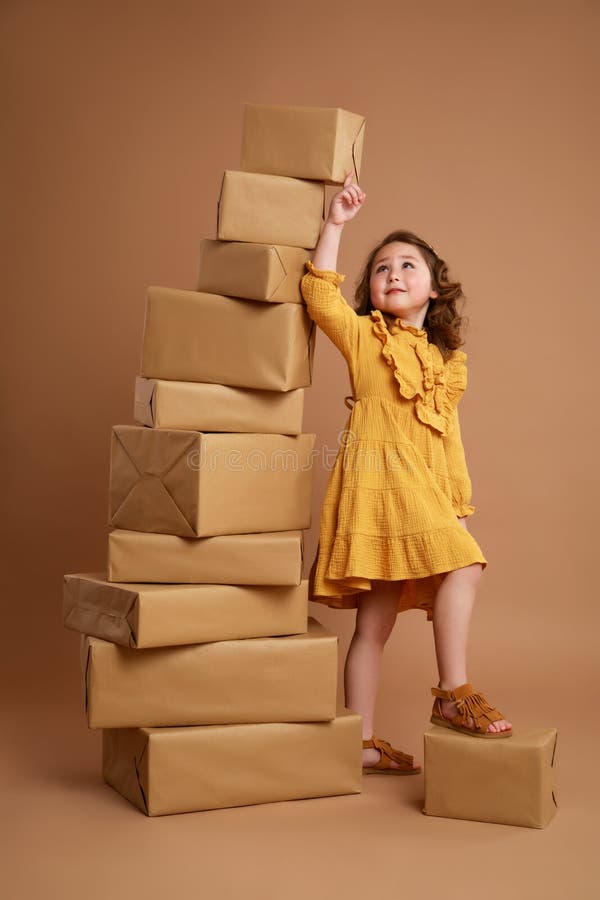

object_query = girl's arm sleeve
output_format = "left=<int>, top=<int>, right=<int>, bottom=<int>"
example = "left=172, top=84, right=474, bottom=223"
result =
left=443, top=406, right=476, bottom=517
left=300, top=260, right=359, bottom=364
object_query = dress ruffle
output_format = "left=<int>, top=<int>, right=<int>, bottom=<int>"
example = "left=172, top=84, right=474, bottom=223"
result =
left=370, top=309, right=467, bottom=437
left=305, top=259, right=346, bottom=287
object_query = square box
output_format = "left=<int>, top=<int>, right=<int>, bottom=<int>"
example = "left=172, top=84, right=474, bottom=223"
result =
left=108, top=427, right=315, bottom=538
left=241, top=103, right=366, bottom=184
left=217, top=170, right=324, bottom=249
left=423, top=724, right=558, bottom=828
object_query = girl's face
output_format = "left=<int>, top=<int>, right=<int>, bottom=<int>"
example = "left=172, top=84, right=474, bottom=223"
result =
left=369, top=241, right=438, bottom=323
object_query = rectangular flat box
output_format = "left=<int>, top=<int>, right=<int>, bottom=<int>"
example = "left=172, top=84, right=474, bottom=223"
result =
left=82, top=616, right=338, bottom=729
left=108, top=426, right=315, bottom=538
left=217, top=170, right=324, bottom=249
left=140, top=285, right=315, bottom=390
left=64, top=573, right=308, bottom=648
left=107, top=528, right=304, bottom=585
left=134, top=377, right=304, bottom=434
left=103, top=708, right=362, bottom=816
left=241, top=103, right=366, bottom=184
left=423, top=725, right=558, bottom=828
left=197, top=240, right=309, bottom=303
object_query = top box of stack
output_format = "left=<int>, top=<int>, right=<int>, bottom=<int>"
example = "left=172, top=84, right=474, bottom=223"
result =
left=241, top=104, right=366, bottom=185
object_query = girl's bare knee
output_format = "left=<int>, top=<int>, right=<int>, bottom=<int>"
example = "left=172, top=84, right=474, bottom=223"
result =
left=355, top=618, right=395, bottom=646
left=355, top=582, right=401, bottom=644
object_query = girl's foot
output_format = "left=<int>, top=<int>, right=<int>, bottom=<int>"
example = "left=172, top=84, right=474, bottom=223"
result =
left=362, top=747, right=406, bottom=769
left=439, top=697, right=512, bottom=734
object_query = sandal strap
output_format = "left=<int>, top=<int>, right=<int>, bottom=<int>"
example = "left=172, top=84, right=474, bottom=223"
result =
left=363, top=735, right=415, bottom=769
left=431, top=682, right=475, bottom=701
left=431, top=683, right=505, bottom=730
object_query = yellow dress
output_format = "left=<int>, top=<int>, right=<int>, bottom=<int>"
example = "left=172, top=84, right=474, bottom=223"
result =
left=300, top=260, right=488, bottom=622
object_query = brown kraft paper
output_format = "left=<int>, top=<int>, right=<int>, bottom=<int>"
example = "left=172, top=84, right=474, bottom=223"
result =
left=64, top=573, right=309, bottom=648
left=423, top=724, right=558, bottom=828
left=107, top=528, right=304, bottom=585
left=108, top=427, right=316, bottom=538
left=103, top=708, right=363, bottom=816
left=134, top=376, right=304, bottom=434
left=81, top=616, right=338, bottom=728
left=196, top=239, right=310, bottom=303
left=140, top=285, right=315, bottom=389
left=216, top=170, right=325, bottom=249
left=241, top=103, right=366, bottom=185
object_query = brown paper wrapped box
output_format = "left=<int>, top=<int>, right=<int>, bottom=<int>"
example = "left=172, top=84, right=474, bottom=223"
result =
left=423, top=725, right=558, bottom=828
left=108, top=427, right=315, bottom=538
left=103, top=707, right=362, bottom=816
left=196, top=240, right=309, bottom=303
left=81, top=617, right=337, bottom=728
left=241, top=103, right=366, bottom=185
left=217, top=170, right=324, bottom=249
left=64, top=573, right=308, bottom=648
left=134, top=376, right=304, bottom=434
left=107, top=528, right=304, bottom=585
left=140, top=286, right=315, bottom=389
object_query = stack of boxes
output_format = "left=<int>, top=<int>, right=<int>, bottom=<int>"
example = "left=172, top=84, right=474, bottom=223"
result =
left=63, top=103, right=367, bottom=817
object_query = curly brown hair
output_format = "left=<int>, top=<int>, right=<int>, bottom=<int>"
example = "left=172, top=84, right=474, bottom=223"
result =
left=353, top=230, right=469, bottom=362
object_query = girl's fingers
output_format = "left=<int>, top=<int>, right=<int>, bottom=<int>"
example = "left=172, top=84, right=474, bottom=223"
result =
left=343, top=185, right=365, bottom=205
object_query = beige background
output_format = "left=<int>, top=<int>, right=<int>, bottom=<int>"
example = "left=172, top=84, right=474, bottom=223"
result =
left=2, top=0, right=598, bottom=896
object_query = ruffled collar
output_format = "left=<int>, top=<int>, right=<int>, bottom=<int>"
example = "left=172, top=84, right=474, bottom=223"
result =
left=369, top=309, right=467, bottom=436
left=370, top=308, right=428, bottom=338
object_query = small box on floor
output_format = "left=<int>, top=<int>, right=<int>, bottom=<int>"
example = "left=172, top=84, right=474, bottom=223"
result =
left=107, top=528, right=304, bottom=585
left=217, top=170, right=324, bottom=248
left=64, top=573, right=308, bottom=648
left=197, top=240, right=309, bottom=303
left=81, top=617, right=338, bottom=729
left=423, top=725, right=558, bottom=828
left=241, top=103, right=366, bottom=184
left=108, top=427, right=315, bottom=538
left=134, top=377, right=305, bottom=434
left=103, top=707, right=363, bottom=816
left=140, top=286, right=315, bottom=389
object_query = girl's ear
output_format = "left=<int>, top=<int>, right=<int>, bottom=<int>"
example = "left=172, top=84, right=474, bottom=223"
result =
left=430, top=289, right=439, bottom=299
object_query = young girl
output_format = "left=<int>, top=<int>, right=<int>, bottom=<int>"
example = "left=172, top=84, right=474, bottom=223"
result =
left=300, top=173, right=512, bottom=776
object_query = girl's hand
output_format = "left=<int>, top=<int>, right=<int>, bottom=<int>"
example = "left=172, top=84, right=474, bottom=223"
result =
left=326, top=171, right=366, bottom=226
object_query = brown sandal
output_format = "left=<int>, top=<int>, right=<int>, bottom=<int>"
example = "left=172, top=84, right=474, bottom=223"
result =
left=431, top=682, right=513, bottom=739
left=362, top=735, right=421, bottom=775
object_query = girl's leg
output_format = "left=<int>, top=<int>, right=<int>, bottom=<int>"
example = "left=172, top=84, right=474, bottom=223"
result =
left=432, top=563, right=511, bottom=733
left=344, top=579, right=406, bottom=768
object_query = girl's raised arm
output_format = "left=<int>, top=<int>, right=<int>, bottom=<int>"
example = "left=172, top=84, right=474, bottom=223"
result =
left=312, top=172, right=366, bottom=271
left=300, top=173, right=367, bottom=365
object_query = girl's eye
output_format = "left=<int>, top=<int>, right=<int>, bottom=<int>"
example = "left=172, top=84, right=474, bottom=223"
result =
left=375, top=262, right=414, bottom=273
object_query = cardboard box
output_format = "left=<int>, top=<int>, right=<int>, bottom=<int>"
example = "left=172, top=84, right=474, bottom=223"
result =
left=108, top=427, right=315, bottom=538
left=423, top=725, right=558, bottom=828
left=107, top=528, right=304, bottom=585
left=140, top=286, right=315, bottom=390
left=103, top=708, right=362, bottom=816
left=241, top=103, right=366, bottom=185
left=197, top=240, right=309, bottom=303
left=134, top=377, right=304, bottom=435
left=64, top=573, right=308, bottom=648
left=217, top=170, right=324, bottom=249
left=81, top=616, right=338, bottom=728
